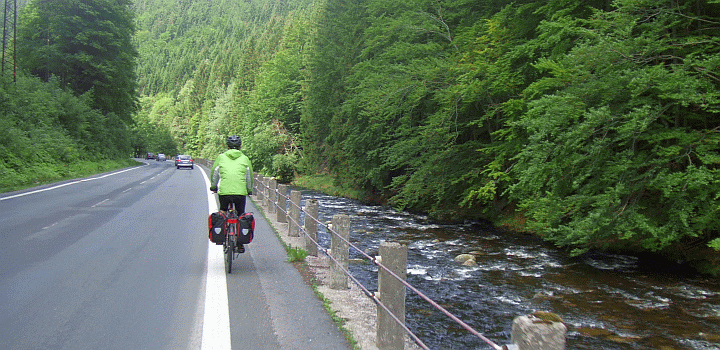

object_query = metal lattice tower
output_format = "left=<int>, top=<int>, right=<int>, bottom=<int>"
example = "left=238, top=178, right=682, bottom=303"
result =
left=2, top=0, right=17, bottom=81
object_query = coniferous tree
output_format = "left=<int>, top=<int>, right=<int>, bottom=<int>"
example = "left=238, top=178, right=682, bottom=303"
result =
left=17, top=0, right=138, bottom=120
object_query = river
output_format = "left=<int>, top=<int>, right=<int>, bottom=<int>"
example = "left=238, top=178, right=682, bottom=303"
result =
left=293, top=187, right=720, bottom=350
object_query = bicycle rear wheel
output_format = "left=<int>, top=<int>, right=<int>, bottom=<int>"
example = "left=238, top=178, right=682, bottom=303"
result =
left=225, top=206, right=238, bottom=274
left=225, top=236, right=234, bottom=274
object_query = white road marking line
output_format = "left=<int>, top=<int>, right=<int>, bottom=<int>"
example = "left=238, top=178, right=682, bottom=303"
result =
left=42, top=222, right=59, bottom=230
left=91, top=199, right=110, bottom=208
left=0, top=166, right=142, bottom=201
left=122, top=188, right=133, bottom=193
left=200, top=167, right=231, bottom=350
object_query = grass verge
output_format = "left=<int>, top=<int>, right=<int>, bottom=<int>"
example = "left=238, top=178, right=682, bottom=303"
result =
left=292, top=174, right=366, bottom=202
left=287, top=246, right=309, bottom=262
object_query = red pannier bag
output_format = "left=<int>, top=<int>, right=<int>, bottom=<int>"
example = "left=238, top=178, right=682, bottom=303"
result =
left=208, top=211, right=227, bottom=245
left=237, top=213, right=255, bottom=244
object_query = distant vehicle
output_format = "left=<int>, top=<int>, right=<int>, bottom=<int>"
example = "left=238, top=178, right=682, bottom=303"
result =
left=157, top=153, right=166, bottom=161
left=176, top=155, right=194, bottom=169
left=146, top=152, right=156, bottom=160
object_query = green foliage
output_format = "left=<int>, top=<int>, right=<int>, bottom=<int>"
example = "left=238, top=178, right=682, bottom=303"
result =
left=710, top=238, right=720, bottom=251
left=6, top=0, right=139, bottom=187
left=134, top=0, right=313, bottom=166
left=387, top=2, right=543, bottom=217
left=0, top=73, right=138, bottom=192
left=326, top=0, right=462, bottom=200
left=508, top=0, right=720, bottom=254
left=240, top=123, right=287, bottom=174
left=17, top=0, right=138, bottom=120
left=252, top=13, right=309, bottom=135
left=287, top=246, right=309, bottom=262
left=133, top=0, right=720, bottom=269
left=130, top=114, right=179, bottom=157
left=271, top=152, right=299, bottom=184
left=300, top=0, right=367, bottom=173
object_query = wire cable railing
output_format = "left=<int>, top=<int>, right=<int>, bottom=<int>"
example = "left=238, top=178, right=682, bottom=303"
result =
left=254, top=176, right=504, bottom=350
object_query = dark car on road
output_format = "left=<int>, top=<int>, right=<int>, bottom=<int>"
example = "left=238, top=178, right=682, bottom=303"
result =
left=176, top=155, right=194, bottom=169
left=146, top=152, right=156, bottom=160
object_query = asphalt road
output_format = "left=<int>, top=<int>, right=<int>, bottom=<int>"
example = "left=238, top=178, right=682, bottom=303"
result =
left=0, top=159, right=349, bottom=350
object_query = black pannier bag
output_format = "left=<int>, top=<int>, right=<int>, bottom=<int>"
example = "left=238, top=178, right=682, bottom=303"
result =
left=208, top=211, right=227, bottom=244
left=237, top=213, right=255, bottom=244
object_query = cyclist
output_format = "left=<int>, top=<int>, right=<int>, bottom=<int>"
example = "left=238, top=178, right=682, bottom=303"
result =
left=210, top=135, right=254, bottom=252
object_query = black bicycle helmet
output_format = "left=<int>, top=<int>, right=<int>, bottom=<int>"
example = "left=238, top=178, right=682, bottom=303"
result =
left=226, top=135, right=242, bottom=149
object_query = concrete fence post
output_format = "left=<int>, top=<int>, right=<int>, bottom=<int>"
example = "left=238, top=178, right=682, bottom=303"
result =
left=510, top=314, right=566, bottom=350
left=377, top=242, right=407, bottom=350
left=268, top=178, right=277, bottom=214
left=289, top=190, right=301, bottom=237
left=276, top=184, right=288, bottom=223
left=255, top=174, right=264, bottom=202
left=252, top=173, right=257, bottom=194
left=304, top=199, right=319, bottom=256
left=329, top=214, right=350, bottom=290
left=262, top=177, right=270, bottom=207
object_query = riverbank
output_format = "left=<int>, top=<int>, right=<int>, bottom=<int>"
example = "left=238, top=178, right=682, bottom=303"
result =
left=248, top=191, right=422, bottom=350
left=293, top=174, right=519, bottom=227
left=256, top=178, right=720, bottom=349
left=292, top=174, right=720, bottom=276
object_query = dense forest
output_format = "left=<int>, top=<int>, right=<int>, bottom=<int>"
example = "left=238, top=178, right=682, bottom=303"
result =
left=2, top=0, right=718, bottom=272
left=0, top=0, right=142, bottom=192
left=131, top=0, right=720, bottom=272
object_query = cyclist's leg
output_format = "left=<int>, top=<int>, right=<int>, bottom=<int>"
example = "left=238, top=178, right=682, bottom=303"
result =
left=231, top=195, right=247, bottom=252
left=231, top=195, right=247, bottom=214
left=218, top=195, right=232, bottom=214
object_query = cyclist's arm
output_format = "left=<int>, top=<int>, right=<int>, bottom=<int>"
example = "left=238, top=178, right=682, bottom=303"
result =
left=210, top=157, right=222, bottom=190
left=247, top=161, right=254, bottom=193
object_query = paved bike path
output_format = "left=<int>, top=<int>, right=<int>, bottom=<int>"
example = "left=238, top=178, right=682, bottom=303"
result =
left=201, top=165, right=350, bottom=350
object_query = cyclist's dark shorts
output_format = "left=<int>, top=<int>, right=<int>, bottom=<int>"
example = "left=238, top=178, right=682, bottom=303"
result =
left=219, top=195, right=247, bottom=214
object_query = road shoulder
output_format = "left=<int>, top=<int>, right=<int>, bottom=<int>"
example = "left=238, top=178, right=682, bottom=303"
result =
left=249, top=193, right=421, bottom=350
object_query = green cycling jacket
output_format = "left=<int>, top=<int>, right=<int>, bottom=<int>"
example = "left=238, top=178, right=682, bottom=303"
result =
left=210, top=149, right=254, bottom=195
